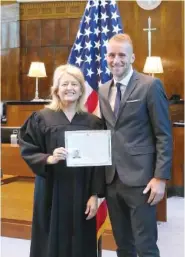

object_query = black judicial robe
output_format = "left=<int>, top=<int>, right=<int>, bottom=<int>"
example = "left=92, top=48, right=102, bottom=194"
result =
left=19, top=108, right=105, bottom=257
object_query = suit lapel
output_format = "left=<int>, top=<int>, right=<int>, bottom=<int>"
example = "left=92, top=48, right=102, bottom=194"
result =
left=99, top=71, right=140, bottom=126
left=116, top=70, right=139, bottom=120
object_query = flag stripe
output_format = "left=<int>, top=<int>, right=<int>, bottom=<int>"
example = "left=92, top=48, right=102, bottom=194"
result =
left=85, top=90, right=98, bottom=113
left=96, top=200, right=108, bottom=230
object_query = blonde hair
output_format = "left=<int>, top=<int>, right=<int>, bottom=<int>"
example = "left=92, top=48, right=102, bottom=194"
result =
left=108, top=33, right=133, bottom=50
left=47, top=64, right=87, bottom=113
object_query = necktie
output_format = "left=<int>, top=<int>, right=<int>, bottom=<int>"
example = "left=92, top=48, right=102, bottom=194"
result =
left=114, top=82, right=122, bottom=117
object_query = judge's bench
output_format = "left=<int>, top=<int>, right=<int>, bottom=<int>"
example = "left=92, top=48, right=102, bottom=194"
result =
left=1, top=100, right=184, bottom=250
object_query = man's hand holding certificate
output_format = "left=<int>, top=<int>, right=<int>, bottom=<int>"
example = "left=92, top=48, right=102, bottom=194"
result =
left=65, top=130, right=112, bottom=167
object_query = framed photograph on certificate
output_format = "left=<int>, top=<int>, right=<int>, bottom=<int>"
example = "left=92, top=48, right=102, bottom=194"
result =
left=65, top=130, right=112, bottom=167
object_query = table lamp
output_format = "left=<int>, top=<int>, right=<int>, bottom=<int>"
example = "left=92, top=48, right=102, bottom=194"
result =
left=143, top=56, right=163, bottom=77
left=28, top=62, right=47, bottom=101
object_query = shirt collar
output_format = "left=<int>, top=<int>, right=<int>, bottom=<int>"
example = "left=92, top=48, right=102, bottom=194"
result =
left=114, top=67, right=133, bottom=87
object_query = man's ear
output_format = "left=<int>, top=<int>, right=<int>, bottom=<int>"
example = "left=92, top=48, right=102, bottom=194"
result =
left=131, top=53, right=135, bottom=64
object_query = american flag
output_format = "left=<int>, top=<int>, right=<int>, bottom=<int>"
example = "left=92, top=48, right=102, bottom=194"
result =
left=68, top=0, right=123, bottom=113
left=68, top=0, right=123, bottom=240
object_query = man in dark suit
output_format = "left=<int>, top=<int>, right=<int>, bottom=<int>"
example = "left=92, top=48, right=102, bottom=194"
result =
left=98, top=33, right=172, bottom=257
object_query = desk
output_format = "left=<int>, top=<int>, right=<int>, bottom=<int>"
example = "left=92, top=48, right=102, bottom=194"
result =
left=1, top=101, right=49, bottom=126
left=1, top=144, right=34, bottom=177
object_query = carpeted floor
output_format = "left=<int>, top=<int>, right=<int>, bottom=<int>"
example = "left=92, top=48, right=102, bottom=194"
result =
left=1, top=196, right=184, bottom=257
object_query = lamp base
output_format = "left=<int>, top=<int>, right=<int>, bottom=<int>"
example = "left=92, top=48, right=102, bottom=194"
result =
left=31, top=98, right=45, bottom=102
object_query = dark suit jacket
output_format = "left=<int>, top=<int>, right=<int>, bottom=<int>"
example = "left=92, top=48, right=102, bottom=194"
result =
left=98, top=70, right=173, bottom=186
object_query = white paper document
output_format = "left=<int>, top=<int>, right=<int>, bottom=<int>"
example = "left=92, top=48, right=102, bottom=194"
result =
left=65, top=130, right=112, bottom=167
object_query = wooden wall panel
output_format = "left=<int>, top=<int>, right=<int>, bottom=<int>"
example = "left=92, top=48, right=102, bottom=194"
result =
left=39, top=76, right=52, bottom=99
left=20, top=16, right=81, bottom=100
left=17, top=2, right=85, bottom=100
left=55, top=19, right=69, bottom=46
left=26, top=20, right=41, bottom=47
left=69, top=18, right=81, bottom=45
left=1, top=3, right=20, bottom=101
left=41, top=20, right=55, bottom=46
left=20, top=74, right=35, bottom=100
left=1, top=48, right=20, bottom=100
left=55, top=47, right=69, bottom=66
left=118, top=1, right=184, bottom=99
left=40, top=47, right=55, bottom=72
left=21, top=46, right=40, bottom=72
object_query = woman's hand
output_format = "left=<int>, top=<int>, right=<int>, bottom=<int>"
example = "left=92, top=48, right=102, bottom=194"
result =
left=47, top=147, right=68, bottom=164
left=85, top=195, right=98, bottom=220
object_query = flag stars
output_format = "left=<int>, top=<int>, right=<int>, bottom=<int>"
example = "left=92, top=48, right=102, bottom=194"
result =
left=111, top=11, right=119, bottom=21
left=76, top=56, right=83, bottom=66
left=86, top=1, right=91, bottom=10
left=74, top=42, right=82, bottom=53
left=94, top=13, right=99, bottom=23
left=102, top=25, right=110, bottom=35
left=84, top=27, right=92, bottom=37
left=100, top=0, right=108, bottom=8
left=96, top=54, right=101, bottom=62
left=103, top=39, right=109, bottom=48
left=103, top=53, right=107, bottom=61
left=85, top=15, right=91, bottom=25
left=94, top=40, right=101, bottom=49
left=105, top=66, right=111, bottom=75
left=68, top=0, right=123, bottom=95
left=92, top=0, right=99, bottom=9
left=86, top=68, right=94, bottom=78
left=101, top=12, right=109, bottom=22
left=77, top=30, right=83, bottom=39
left=85, top=55, right=92, bottom=65
left=94, top=27, right=100, bottom=37
left=97, top=67, right=102, bottom=76
left=113, top=24, right=122, bottom=34
left=110, top=0, right=117, bottom=7
left=85, top=41, right=93, bottom=51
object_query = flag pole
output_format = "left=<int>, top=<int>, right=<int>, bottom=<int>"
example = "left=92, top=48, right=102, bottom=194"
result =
left=98, top=235, right=102, bottom=257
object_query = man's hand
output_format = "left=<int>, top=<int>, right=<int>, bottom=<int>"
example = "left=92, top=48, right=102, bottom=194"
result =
left=85, top=195, right=98, bottom=220
left=143, top=178, right=166, bottom=205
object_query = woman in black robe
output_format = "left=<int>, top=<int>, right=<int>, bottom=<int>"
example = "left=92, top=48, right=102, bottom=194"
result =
left=19, top=64, right=105, bottom=257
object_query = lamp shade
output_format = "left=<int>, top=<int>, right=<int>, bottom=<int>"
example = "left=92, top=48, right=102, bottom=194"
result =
left=143, top=56, right=163, bottom=74
left=28, top=62, right=47, bottom=78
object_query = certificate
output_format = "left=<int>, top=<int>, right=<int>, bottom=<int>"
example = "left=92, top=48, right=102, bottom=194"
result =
left=65, top=130, right=112, bottom=167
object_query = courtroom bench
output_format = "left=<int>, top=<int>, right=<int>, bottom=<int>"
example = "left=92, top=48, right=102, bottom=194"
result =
left=1, top=100, right=50, bottom=126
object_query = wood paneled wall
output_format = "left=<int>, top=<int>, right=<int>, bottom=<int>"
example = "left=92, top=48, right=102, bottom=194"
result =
left=1, top=2, right=21, bottom=100
left=118, top=1, right=184, bottom=99
left=20, top=18, right=82, bottom=99
left=1, top=1, right=184, bottom=101
left=19, top=2, right=86, bottom=100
